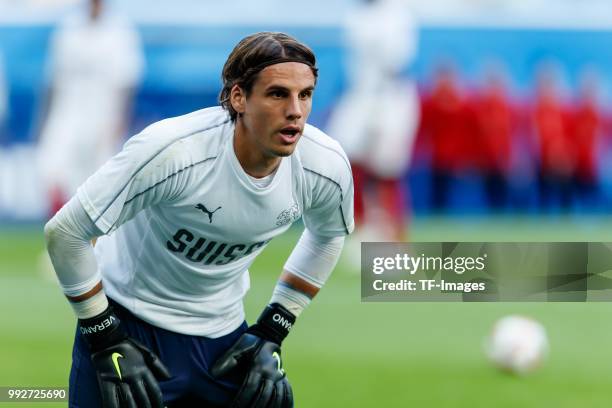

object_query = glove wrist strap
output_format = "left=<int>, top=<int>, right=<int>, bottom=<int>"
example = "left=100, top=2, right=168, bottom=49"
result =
left=78, top=305, right=125, bottom=352
left=248, top=303, right=296, bottom=345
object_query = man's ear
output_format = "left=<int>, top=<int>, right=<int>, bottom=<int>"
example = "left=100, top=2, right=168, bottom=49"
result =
left=230, top=84, right=246, bottom=116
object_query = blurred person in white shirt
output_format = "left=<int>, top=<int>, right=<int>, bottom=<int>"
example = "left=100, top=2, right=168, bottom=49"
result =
left=37, top=0, right=144, bottom=217
left=327, top=0, right=419, bottom=244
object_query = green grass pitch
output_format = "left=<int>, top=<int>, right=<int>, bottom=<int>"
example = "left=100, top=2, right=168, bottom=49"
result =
left=1, top=216, right=612, bottom=407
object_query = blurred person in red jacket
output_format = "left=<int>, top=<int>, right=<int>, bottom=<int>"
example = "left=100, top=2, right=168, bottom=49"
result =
left=533, top=63, right=574, bottom=211
left=472, top=64, right=514, bottom=211
left=567, top=68, right=603, bottom=209
left=419, top=63, right=477, bottom=212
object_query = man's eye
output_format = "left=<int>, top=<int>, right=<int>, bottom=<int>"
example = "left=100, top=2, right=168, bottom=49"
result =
left=300, top=91, right=312, bottom=99
left=270, top=91, right=285, bottom=98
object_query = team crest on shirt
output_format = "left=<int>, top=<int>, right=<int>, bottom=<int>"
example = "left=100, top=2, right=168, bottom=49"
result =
left=276, top=203, right=300, bottom=227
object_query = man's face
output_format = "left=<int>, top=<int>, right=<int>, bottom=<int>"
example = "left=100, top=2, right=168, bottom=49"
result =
left=90, top=0, right=103, bottom=20
left=233, top=62, right=315, bottom=158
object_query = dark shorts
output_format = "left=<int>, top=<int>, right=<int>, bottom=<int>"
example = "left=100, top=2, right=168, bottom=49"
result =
left=69, top=299, right=247, bottom=407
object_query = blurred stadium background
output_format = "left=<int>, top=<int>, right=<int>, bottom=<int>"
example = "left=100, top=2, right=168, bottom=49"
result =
left=2, top=0, right=612, bottom=407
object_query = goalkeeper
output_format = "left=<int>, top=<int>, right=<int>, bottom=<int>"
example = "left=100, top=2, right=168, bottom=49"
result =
left=45, top=31, right=354, bottom=407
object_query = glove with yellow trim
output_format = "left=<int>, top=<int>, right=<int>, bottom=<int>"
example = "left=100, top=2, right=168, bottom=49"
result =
left=211, top=303, right=295, bottom=408
left=79, top=306, right=171, bottom=408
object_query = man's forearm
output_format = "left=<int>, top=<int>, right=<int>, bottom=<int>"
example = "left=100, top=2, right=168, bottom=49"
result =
left=270, top=230, right=345, bottom=317
left=44, top=196, right=107, bottom=318
left=279, top=270, right=320, bottom=298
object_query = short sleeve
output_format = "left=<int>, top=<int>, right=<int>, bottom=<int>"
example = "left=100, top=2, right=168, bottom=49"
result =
left=302, top=166, right=355, bottom=238
left=76, top=132, right=190, bottom=234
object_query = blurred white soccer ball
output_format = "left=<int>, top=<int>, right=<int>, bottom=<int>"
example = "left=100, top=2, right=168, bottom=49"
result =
left=485, top=315, right=549, bottom=375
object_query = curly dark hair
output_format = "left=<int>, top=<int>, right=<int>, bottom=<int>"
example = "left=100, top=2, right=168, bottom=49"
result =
left=219, top=32, right=318, bottom=121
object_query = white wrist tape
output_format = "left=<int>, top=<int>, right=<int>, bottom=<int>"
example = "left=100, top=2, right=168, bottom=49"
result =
left=70, top=291, right=109, bottom=319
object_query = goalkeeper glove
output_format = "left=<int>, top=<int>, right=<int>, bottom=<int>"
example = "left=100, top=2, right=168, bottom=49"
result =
left=79, top=306, right=171, bottom=408
left=211, top=303, right=295, bottom=408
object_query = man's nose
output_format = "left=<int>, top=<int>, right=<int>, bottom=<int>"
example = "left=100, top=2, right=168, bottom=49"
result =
left=285, top=95, right=302, bottom=120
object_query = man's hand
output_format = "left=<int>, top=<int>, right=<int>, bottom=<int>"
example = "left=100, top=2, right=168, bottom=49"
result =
left=211, top=333, right=292, bottom=408
left=211, top=303, right=296, bottom=408
left=79, top=306, right=171, bottom=408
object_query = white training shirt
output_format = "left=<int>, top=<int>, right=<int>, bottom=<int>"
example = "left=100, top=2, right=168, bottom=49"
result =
left=76, top=107, right=354, bottom=337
